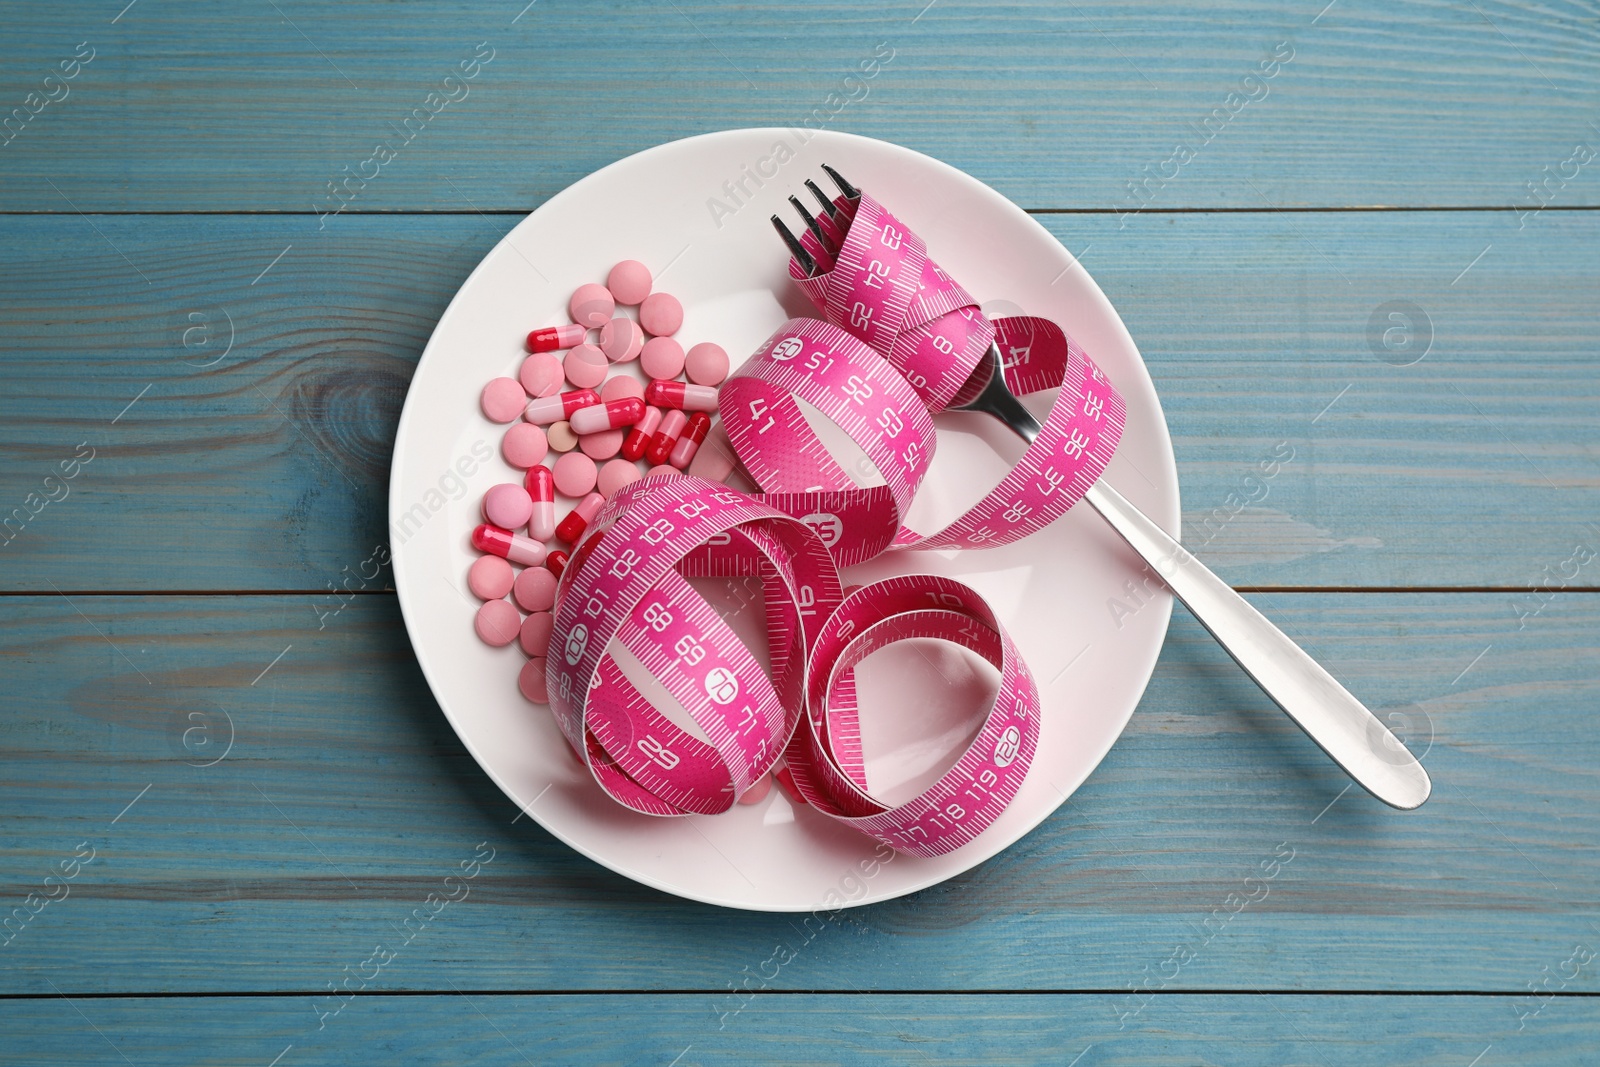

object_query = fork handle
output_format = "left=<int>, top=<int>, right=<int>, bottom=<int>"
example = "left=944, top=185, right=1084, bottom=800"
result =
left=1080, top=479, right=1431, bottom=810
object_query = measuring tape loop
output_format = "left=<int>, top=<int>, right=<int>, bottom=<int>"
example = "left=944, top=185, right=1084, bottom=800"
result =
left=794, top=191, right=991, bottom=412
left=782, top=574, right=1039, bottom=857
left=719, top=317, right=937, bottom=566
left=546, top=475, right=842, bottom=816
left=723, top=315, right=1124, bottom=558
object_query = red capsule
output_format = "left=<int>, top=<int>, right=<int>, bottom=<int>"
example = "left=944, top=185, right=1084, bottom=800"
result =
left=669, top=412, right=712, bottom=469
left=555, top=491, right=604, bottom=544
left=525, top=388, right=601, bottom=425
left=645, top=379, right=719, bottom=412
left=569, top=397, right=645, bottom=435
left=546, top=550, right=569, bottom=579
left=773, top=764, right=808, bottom=806
left=621, top=406, right=663, bottom=461
left=472, top=524, right=547, bottom=567
left=645, top=409, right=688, bottom=466
left=525, top=466, right=556, bottom=541
left=525, top=323, right=587, bottom=353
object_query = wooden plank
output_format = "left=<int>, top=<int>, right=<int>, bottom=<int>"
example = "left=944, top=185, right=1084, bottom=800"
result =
left=1, top=592, right=1595, bottom=994
left=1, top=1, right=1598, bottom=211
left=0, top=210, right=1594, bottom=590
left=1, top=992, right=1595, bottom=1066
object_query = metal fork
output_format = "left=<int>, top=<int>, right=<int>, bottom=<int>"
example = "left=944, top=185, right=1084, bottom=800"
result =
left=771, top=169, right=1431, bottom=810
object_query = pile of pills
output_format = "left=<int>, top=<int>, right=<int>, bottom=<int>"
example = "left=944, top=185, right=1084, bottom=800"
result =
left=471, top=259, right=740, bottom=703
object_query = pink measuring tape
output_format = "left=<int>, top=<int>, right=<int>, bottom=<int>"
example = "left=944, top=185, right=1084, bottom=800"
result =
left=545, top=183, right=1126, bottom=855
left=546, top=474, right=840, bottom=817
left=546, top=475, right=1037, bottom=856
left=785, top=574, right=1040, bottom=857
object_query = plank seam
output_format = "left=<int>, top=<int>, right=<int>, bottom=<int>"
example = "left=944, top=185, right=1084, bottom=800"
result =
left=1, top=989, right=1597, bottom=1000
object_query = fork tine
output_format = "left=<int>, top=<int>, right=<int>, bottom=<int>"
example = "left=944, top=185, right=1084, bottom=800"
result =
left=821, top=164, right=860, bottom=200
left=788, top=195, right=829, bottom=250
left=805, top=179, right=837, bottom=220
left=770, top=215, right=816, bottom=276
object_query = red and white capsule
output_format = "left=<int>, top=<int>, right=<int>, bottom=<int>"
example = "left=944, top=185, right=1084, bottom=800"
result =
left=568, top=397, right=645, bottom=435
left=524, top=388, right=601, bottom=425
left=546, top=550, right=569, bottom=579
left=555, top=491, right=604, bottom=544
left=668, top=412, right=712, bottom=469
left=644, top=380, right=719, bottom=412
left=472, top=523, right=548, bottom=567
left=645, top=409, right=689, bottom=466
left=525, top=323, right=587, bottom=353
left=525, top=465, right=556, bottom=541
left=621, top=406, right=662, bottom=462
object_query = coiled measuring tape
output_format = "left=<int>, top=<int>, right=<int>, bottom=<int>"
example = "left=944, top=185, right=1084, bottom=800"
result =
left=545, top=185, right=1125, bottom=854
left=784, top=574, right=1039, bottom=857
left=546, top=475, right=840, bottom=817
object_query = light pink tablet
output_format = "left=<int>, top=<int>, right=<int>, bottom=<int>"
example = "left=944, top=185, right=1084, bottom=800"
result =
left=519, top=611, right=555, bottom=658
left=597, top=458, right=642, bottom=497
left=639, top=336, right=685, bottom=380
left=552, top=451, right=597, bottom=497
left=467, top=555, right=515, bottom=600
left=474, top=600, right=521, bottom=647
left=600, top=375, right=646, bottom=403
left=501, top=423, right=548, bottom=468
left=599, top=318, right=643, bottom=363
left=480, top=377, right=526, bottom=423
left=517, top=657, right=549, bottom=703
left=482, top=483, right=533, bottom=529
left=684, top=342, right=729, bottom=386
left=638, top=292, right=683, bottom=336
left=569, top=283, right=614, bottom=329
left=518, top=353, right=565, bottom=398
left=578, top=429, right=624, bottom=460
left=606, top=260, right=652, bottom=305
left=512, top=565, right=558, bottom=613
left=563, top=343, right=609, bottom=389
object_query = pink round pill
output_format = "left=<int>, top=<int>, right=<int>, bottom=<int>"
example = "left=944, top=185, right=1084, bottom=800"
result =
left=518, top=657, right=549, bottom=703
left=579, top=428, right=624, bottom=460
left=600, top=375, right=645, bottom=403
left=599, top=317, right=643, bottom=363
left=606, top=260, right=652, bottom=305
left=552, top=451, right=597, bottom=497
left=501, top=422, right=548, bottom=468
left=569, top=283, right=614, bottom=329
left=518, top=353, right=565, bottom=398
left=513, top=565, right=558, bottom=613
left=480, top=377, right=526, bottom=423
left=563, top=343, right=609, bottom=389
left=597, top=458, right=642, bottom=497
left=467, top=555, right=515, bottom=600
left=640, top=336, right=685, bottom=380
left=639, top=292, right=683, bottom=336
left=519, top=611, right=555, bottom=658
left=483, top=483, right=533, bottom=529
left=474, top=599, right=521, bottom=647
left=685, top=342, right=730, bottom=386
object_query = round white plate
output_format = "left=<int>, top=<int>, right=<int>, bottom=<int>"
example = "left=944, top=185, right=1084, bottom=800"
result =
left=390, top=129, right=1178, bottom=912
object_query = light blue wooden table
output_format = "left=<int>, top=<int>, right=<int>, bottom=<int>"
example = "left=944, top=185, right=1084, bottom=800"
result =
left=3, top=2, right=1598, bottom=1063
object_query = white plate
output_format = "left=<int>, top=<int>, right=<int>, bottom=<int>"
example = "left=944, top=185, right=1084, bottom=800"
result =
left=390, top=129, right=1178, bottom=912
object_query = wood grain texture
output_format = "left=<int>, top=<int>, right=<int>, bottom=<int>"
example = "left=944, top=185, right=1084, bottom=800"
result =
left=3, top=0, right=1598, bottom=1049
left=1, top=1, right=1598, bottom=212
left=1, top=592, right=1594, bottom=994
left=0, top=993, right=1594, bottom=1066
left=1, top=210, right=1594, bottom=591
